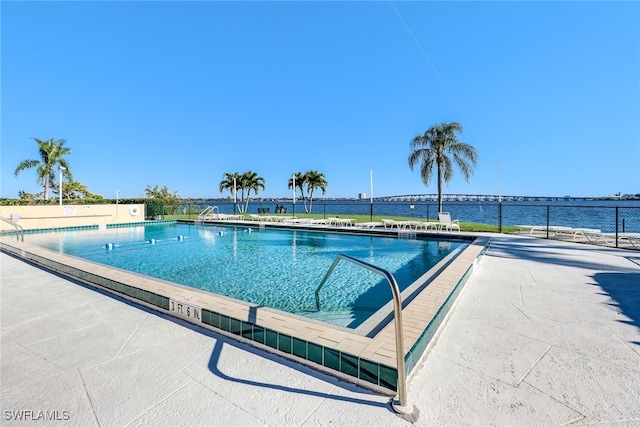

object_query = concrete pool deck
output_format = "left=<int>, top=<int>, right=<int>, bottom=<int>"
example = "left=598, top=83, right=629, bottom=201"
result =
left=1, top=234, right=639, bottom=426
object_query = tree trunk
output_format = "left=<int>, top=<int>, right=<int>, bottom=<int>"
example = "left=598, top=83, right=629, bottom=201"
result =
left=308, top=190, right=315, bottom=213
left=243, top=197, right=250, bottom=214
left=44, top=175, right=50, bottom=201
left=300, top=188, right=309, bottom=213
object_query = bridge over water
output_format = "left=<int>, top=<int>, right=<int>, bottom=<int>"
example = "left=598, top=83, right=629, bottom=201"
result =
left=376, top=194, right=590, bottom=202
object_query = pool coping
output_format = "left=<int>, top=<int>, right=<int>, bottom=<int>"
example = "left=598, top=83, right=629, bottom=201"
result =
left=0, top=221, right=488, bottom=395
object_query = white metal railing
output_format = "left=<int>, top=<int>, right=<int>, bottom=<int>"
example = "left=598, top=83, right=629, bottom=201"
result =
left=197, top=206, right=219, bottom=222
left=1, top=216, right=24, bottom=242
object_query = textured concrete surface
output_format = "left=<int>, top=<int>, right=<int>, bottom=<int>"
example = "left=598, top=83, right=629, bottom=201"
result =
left=1, top=234, right=639, bottom=426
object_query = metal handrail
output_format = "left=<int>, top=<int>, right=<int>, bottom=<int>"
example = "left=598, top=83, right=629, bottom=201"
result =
left=197, top=206, right=216, bottom=222
left=314, top=254, right=413, bottom=414
left=0, top=216, right=24, bottom=242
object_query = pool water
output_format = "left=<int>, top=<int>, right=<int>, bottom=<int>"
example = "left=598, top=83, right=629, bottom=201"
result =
left=26, top=223, right=465, bottom=328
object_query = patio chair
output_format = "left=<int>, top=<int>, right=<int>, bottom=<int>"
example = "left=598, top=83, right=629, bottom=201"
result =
left=555, top=227, right=602, bottom=241
left=619, top=233, right=640, bottom=248
left=353, top=221, right=384, bottom=229
left=437, top=212, right=460, bottom=232
left=381, top=219, right=400, bottom=229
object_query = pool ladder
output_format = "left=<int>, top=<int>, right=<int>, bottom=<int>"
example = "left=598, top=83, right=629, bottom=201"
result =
left=314, top=254, right=414, bottom=415
left=197, top=206, right=219, bottom=222
left=0, top=216, right=24, bottom=242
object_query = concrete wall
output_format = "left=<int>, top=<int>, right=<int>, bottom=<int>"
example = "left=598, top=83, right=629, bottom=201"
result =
left=0, top=204, right=145, bottom=231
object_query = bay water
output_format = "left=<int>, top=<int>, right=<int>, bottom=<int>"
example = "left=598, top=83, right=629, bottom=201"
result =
left=185, top=199, right=640, bottom=233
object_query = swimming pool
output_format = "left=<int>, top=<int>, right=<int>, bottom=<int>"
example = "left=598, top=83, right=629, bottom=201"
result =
left=24, top=222, right=466, bottom=330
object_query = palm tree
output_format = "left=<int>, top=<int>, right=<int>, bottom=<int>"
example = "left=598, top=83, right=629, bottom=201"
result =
left=288, top=172, right=307, bottom=211
left=304, top=170, right=327, bottom=213
left=219, top=172, right=241, bottom=212
left=14, top=138, right=72, bottom=201
left=240, top=170, right=265, bottom=213
left=408, top=122, right=478, bottom=213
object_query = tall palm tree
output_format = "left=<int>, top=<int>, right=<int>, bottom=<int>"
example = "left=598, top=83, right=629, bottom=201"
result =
left=240, top=170, right=265, bottom=213
left=408, top=122, right=478, bottom=213
left=219, top=172, right=241, bottom=212
left=304, top=170, right=327, bottom=213
left=14, top=137, right=72, bottom=201
left=288, top=172, right=306, bottom=210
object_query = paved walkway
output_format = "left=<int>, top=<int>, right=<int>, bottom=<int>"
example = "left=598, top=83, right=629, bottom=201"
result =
left=1, top=235, right=639, bottom=426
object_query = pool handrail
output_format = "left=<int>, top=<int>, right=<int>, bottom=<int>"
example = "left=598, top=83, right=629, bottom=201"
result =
left=197, top=206, right=219, bottom=222
left=314, top=253, right=414, bottom=415
left=0, top=215, right=24, bottom=242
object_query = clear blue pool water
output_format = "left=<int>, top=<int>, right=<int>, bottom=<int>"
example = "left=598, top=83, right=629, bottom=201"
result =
left=26, top=223, right=465, bottom=328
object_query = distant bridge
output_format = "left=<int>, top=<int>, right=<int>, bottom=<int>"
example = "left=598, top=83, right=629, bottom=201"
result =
left=374, top=194, right=604, bottom=202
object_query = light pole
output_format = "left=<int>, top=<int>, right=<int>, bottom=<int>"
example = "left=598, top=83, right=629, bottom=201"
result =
left=233, top=178, right=237, bottom=215
left=59, top=166, right=66, bottom=206
left=370, top=169, right=373, bottom=221
left=292, top=174, right=296, bottom=216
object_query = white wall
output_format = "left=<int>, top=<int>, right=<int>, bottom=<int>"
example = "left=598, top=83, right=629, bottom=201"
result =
left=0, top=204, right=145, bottom=231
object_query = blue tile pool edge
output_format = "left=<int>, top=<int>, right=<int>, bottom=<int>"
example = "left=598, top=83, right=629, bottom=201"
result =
left=0, top=240, right=399, bottom=395
left=0, top=234, right=488, bottom=396
left=404, top=240, right=490, bottom=377
left=0, top=220, right=176, bottom=236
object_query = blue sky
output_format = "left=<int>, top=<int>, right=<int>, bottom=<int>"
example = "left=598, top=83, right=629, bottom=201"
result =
left=2, top=1, right=638, bottom=199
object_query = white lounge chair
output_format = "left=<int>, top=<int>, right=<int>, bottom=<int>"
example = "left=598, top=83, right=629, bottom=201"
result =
left=283, top=218, right=313, bottom=225
left=583, top=230, right=615, bottom=245
left=437, top=212, right=460, bottom=232
left=554, top=227, right=602, bottom=240
left=618, top=233, right=640, bottom=248
left=398, top=220, right=438, bottom=231
left=353, top=221, right=383, bottom=229
left=382, top=219, right=400, bottom=229
left=326, top=217, right=355, bottom=227
left=417, top=221, right=440, bottom=231
left=518, top=225, right=574, bottom=235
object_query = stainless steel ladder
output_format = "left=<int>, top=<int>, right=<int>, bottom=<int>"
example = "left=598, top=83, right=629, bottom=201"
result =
left=197, top=206, right=219, bottom=222
left=314, top=253, right=414, bottom=414
left=0, top=216, right=24, bottom=242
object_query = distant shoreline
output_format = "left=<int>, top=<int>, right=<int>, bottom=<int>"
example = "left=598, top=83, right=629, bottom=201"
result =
left=2, top=194, right=638, bottom=206
left=179, top=195, right=640, bottom=203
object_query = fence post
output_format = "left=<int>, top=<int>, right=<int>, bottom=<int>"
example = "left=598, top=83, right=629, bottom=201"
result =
left=616, top=207, right=619, bottom=248
left=546, top=205, right=550, bottom=239
left=498, top=202, right=502, bottom=233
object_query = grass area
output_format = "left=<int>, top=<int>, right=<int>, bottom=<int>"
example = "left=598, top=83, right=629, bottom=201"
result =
left=163, top=212, right=519, bottom=233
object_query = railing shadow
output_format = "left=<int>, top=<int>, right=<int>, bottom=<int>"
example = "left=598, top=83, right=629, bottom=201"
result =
left=205, top=338, right=394, bottom=411
left=2, top=251, right=396, bottom=415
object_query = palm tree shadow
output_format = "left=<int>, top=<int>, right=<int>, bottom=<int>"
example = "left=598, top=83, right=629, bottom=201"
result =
left=488, top=237, right=640, bottom=345
left=206, top=337, right=395, bottom=411
left=591, top=271, right=640, bottom=336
